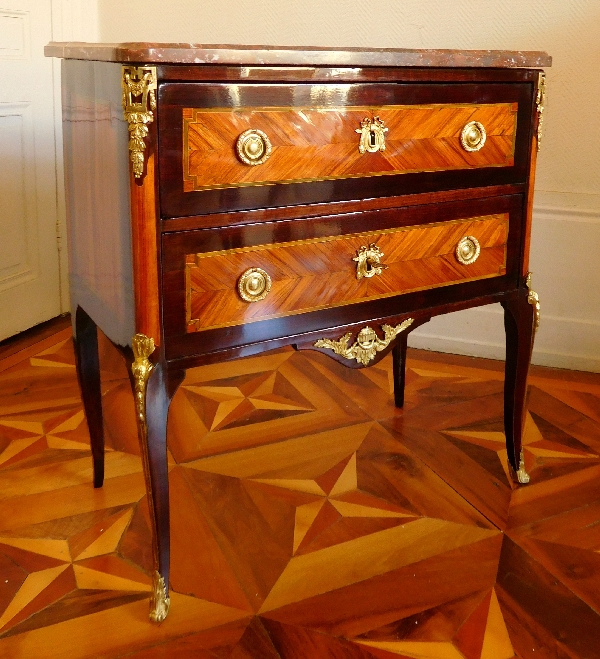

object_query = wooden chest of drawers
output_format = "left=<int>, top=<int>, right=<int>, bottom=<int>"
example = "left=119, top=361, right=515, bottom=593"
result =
left=46, top=43, right=550, bottom=623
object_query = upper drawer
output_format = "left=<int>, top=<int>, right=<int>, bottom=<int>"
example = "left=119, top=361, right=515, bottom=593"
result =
left=158, top=82, right=535, bottom=218
left=182, top=103, right=516, bottom=190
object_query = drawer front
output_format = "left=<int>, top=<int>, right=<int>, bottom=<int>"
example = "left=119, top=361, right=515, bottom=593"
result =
left=184, top=213, right=507, bottom=333
left=162, top=194, right=523, bottom=361
left=159, top=82, right=534, bottom=218
left=183, top=103, right=516, bottom=191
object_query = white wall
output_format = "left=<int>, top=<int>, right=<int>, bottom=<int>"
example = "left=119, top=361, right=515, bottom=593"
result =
left=97, top=0, right=600, bottom=371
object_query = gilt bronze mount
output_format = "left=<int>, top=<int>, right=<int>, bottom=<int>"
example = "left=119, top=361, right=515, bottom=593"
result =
left=314, top=319, right=414, bottom=366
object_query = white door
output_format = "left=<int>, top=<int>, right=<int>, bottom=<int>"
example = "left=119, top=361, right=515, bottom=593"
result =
left=0, top=0, right=61, bottom=340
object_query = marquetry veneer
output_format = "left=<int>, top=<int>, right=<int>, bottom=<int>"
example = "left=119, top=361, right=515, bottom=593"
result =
left=182, top=101, right=518, bottom=191
left=46, top=42, right=550, bottom=623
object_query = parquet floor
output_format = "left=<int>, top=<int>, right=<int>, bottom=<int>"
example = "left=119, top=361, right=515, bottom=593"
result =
left=1, top=320, right=599, bottom=658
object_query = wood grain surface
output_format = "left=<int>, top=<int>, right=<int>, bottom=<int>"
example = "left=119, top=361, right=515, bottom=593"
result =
left=130, top=152, right=161, bottom=345
left=185, top=214, right=508, bottom=332
left=162, top=183, right=525, bottom=233
left=522, top=135, right=538, bottom=277
left=0, top=324, right=597, bottom=659
left=183, top=103, right=517, bottom=191
left=158, top=65, right=540, bottom=85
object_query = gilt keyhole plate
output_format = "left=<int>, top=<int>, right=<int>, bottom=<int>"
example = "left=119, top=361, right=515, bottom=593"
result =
left=356, top=116, right=388, bottom=154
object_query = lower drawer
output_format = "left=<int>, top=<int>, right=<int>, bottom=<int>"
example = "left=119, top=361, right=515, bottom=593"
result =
left=162, top=194, right=522, bottom=360
left=183, top=213, right=507, bottom=332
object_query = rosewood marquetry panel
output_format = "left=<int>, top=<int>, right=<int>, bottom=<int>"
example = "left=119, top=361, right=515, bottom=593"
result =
left=185, top=214, right=508, bottom=332
left=183, top=103, right=517, bottom=191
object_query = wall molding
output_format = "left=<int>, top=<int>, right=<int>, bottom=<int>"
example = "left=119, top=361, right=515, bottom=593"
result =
left=534, top=204, right=600, bottom=224
left=0, top=9, right=31, bottom=60
left=0, top=102, right=37, bottom=291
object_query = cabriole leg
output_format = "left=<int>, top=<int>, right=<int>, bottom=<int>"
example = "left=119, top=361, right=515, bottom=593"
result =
left=501, top=274, right=540, bottom=484
left=130, top=333, right=183, bottom=623
left=73, top=306, right=104, bottom=488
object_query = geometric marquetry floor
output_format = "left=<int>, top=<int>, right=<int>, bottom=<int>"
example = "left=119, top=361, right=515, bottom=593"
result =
left=1, top=321, right=600, bottom=658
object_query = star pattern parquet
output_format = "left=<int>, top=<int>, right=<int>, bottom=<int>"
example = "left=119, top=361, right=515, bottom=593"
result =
left=1, top=324, right=599, bottom=658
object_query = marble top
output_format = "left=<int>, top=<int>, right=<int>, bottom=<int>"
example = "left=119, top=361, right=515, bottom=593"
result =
left=45, top=42, right=552, bottom=68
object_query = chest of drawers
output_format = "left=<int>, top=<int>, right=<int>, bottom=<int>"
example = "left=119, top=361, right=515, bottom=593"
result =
left=46, top=43, right=550, bottom=623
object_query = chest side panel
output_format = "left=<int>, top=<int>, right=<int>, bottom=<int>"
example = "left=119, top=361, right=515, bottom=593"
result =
left=62, top=59, right=135, bottom=346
